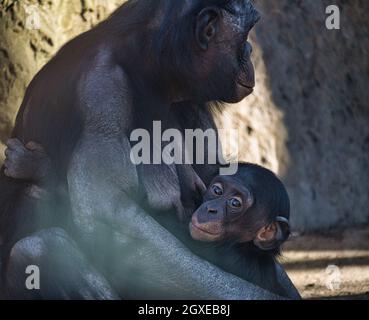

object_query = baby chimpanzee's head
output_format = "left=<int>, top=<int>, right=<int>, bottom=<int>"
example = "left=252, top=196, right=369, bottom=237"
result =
left=189, top=163, right=291, bottom=251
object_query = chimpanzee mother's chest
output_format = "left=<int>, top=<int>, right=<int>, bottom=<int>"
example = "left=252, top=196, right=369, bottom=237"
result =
left=133, top=104, right=219, bottom=218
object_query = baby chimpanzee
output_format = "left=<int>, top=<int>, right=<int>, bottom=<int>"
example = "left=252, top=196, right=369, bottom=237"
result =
left=190, top=163, right=290, bottom=249
left=182, top=163, right=291, bottom=297
left=3, top=139, right=293, bottom=298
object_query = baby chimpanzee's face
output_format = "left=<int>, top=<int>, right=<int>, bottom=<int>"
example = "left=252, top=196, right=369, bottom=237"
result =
left=189, top=168, right=290, bottom=250
left=189, top=175, right=256, bottom=243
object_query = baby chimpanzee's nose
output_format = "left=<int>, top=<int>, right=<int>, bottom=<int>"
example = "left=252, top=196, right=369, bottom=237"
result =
left=207, top=207, right=218, bottom=214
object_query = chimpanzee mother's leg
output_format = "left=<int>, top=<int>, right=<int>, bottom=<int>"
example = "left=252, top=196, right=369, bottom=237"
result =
left=4, top=228, right=119, bottom=300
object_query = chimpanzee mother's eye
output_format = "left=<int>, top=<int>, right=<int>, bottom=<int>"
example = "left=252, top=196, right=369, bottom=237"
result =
left=212, top=183, right=223, bottom=196
left=229, top=197, right=243, bottom=209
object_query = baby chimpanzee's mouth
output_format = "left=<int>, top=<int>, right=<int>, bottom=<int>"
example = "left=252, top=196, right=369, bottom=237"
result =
left=190, top=222, right=220, bottom=236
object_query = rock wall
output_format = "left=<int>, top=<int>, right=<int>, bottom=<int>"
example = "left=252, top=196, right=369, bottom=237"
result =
left=0, top=0, right=368, bottom=231
left=0, top=0, right=125, bottom=161
left=221, top=0, right=369, bottom=230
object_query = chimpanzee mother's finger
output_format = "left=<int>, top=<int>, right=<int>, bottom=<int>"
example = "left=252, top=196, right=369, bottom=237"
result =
left=25, top=141, right=45, bottom=153
left=6, top=138, right=25, bottom=151
left=4, top=147, right=10, bottom=158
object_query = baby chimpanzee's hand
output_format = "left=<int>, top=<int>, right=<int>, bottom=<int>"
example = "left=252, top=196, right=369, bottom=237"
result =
left=4, top=138, right=51, bottom=183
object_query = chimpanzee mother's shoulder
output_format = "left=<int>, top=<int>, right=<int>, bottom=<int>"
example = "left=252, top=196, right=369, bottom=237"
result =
left=75, top=47, right=133, bottom=119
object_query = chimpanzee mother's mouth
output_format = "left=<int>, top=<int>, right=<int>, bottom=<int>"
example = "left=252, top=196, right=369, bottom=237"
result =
left=237, top=81, right=255, bottom=90
left=236, top=82, right=254, bottom=96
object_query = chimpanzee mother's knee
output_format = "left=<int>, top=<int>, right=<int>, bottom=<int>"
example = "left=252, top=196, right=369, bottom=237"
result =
left=4, top=228, right=119, bottom=300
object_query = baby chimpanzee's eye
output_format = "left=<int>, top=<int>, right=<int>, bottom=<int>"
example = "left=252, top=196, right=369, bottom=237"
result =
left=212, top=183, right=223, bottom=196
left=229, top=197, right=243, bottom=209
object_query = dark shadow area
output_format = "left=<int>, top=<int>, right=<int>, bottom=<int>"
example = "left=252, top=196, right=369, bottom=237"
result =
left=283, top=225, right=369, bottom=251
left=283, top=256, right=369, bottom=270
left=309, top=294, right=369, bottom=300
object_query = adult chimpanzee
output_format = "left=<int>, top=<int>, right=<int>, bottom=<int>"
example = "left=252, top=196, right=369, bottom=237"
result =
left=0, top=0, right=299, bottom=299
left=4, top=145, right=298, bottom=298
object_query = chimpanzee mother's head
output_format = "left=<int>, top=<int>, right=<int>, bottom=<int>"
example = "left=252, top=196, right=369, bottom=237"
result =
left=152, top=0, right=260, bottom=103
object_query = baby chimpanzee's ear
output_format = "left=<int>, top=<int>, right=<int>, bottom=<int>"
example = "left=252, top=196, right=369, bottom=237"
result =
left=253, top=216, right=290, bottom=251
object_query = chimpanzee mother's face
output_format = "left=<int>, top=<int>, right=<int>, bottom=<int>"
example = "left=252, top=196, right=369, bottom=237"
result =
left=194, top=0, right=260, bottom=103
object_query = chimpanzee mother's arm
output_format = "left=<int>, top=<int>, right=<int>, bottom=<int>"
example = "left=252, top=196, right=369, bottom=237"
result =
left=68, top=137, right=284, bottom=300
left=67, top=65, right=284, bottom=300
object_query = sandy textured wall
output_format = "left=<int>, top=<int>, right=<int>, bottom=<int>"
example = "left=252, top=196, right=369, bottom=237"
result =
left=0, top=0, right=125, bottom=161
left=0, top=0, right=368, bottom=230
left=218, top=0, right=369, bottom=230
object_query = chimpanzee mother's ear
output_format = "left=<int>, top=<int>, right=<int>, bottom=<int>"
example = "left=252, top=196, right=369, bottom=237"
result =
left=253, top=216, right=291, bottom=251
